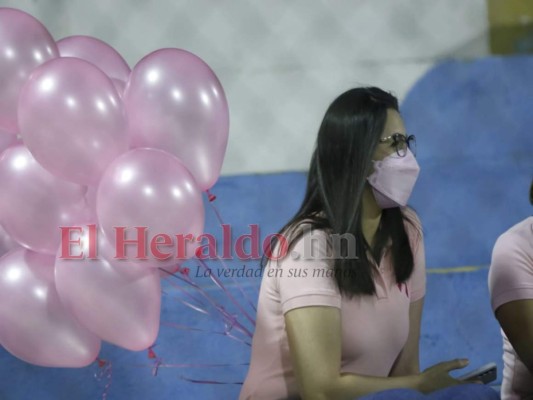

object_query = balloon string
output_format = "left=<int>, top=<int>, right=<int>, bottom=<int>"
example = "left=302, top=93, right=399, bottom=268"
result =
left=163, top=272, right=212, bottom=311
left=159, top=265, right=191, bottom=278
left=170, top=288, right=253, bottom=341
left=205, top=189, right=217, bottom=202
left=152, top=359, right=163, bottom=376
left=164, top=273, right=219, bottom=318
left=204, top=190, right=259, bottom=313
left=176, top=267, right=253, bottom=337
left=179, top=376, right=243, bottom=385
left=198, top=259, right=256, bottom=330
left=94, top=358, right=113, bottom=400
left=161, top=322, right=251, bottom=346
left=147, top=346, right=163, bottom=376
left=221, top=316, right=252, bottom=346
left=147, top=346, right=157, bottom=359
left=180, top=299, right=211, bottom=315
left=160, top=362, right=248, bottom=368
left=134, top=344, right=251, bottom=369
left=205, top=190, right=225, bottom=225
left=166, top=267, right=253, bottom=338
left=133, top=361, right=249, bottom=369
left=215, top=254, right=257, bottom=313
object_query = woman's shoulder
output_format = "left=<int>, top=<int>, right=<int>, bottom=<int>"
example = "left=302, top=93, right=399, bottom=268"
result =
left=282, top=217, right=330, bottom=242
left=400, top=206, right=421, bottom=226
left=272, top=219, right=332, bottom=264
left=501, top=216, right=533, bottom=239
left=401, top=206, right=422, bottom=228
left=493, top=216, right=533, bottom=257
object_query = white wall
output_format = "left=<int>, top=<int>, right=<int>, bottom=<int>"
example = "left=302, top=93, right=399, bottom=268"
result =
left=1, top=0, right=489, bottom=175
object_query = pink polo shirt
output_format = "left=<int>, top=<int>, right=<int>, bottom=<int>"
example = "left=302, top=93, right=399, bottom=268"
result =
left=488, top=216, right=533, bottom=400
left=239, top=213, right=426, bottom=400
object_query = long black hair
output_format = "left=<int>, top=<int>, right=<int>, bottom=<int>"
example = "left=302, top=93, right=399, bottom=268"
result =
left=262, top=87, right=420, bottom=298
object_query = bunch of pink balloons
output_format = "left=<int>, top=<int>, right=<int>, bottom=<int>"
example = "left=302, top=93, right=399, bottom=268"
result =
left=0, top=8, right=229, bottom=367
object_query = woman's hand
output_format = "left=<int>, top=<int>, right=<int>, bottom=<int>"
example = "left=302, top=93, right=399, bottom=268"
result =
left=417, top=359, right=473, bottom=393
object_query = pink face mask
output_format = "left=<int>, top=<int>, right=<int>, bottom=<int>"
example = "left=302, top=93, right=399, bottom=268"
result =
left=367, top=148, right=420, bottom=209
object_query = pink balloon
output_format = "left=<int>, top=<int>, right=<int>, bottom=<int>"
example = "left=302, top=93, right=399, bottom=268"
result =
left=96, top=148, right=205, bottom=266
left=0, top=248, right=101, bottom=367
left=55, top=224, right=161, bottom=351
left=0, top=8, right=59, bottom=134
left=0, top=223, right=18, bottom=257
left=84, top=184, right=98, bottom=215
left=124, top=48, right=229, bottom=190
left=57, top=35, right=130, bottom=82
left=0, top=129, right=20, bottom=155
left=18, top=57, right=128, bottom=185
left=0, top=145, right=89, bottom=254
left=111, top=78, right=126, bottom=98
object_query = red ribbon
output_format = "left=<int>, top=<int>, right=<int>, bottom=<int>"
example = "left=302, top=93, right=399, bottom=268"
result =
left=206, top=189, right=216, bottom=202
left=147, top=347, right=157, bottom=359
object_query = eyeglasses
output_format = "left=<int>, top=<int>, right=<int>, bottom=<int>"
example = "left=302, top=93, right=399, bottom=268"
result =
left=379, top=133, right=416, bottom=157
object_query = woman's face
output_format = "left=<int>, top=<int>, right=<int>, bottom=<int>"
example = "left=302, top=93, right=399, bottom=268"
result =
left=372, top=109, right=407, bottom=161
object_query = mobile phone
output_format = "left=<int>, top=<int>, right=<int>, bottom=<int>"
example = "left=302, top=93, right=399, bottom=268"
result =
left=457, top=362, right=497, bottom=384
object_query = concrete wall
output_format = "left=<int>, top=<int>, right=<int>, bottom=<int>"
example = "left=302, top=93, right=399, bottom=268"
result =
left=1, top=0, right=489, bottom=175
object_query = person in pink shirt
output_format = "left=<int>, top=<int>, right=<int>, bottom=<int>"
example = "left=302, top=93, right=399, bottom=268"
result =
left=489, top=180, right=533, bottom=400
left=239, top=87, right=498, bottom=400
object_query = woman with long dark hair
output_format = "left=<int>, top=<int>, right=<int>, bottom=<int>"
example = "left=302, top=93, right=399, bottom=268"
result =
left=239, top=87, right=499, bottom=400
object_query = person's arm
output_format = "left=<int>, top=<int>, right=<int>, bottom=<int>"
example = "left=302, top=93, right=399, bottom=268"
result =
left=495, top=299, right=533, bottom=373
left=389, top=209, right=426, bottom=376
left=489, top=228, right=533, bottom=373
left=389, top=297, right=424, bottom=376
left=285, top=305, right=467, bottom=400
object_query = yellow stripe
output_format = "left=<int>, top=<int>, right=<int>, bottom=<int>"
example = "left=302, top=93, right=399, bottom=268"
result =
left=428, top=265, right=488, bottom=274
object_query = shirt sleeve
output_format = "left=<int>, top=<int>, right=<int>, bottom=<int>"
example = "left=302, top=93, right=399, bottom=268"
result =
left=488, top=231, right=533, bottom=313
left=404, top=209, right=426, bottom=303
left=272, top=228, right=341, bottom=315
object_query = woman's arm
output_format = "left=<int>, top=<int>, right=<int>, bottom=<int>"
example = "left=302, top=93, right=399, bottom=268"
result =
left=284, top=304, right=464, bottom=400
left=495, top=299, right=533, bottom=373
left=389, top=298, right=424, bottom=376
left=489, top=227, right=533, bottom=373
